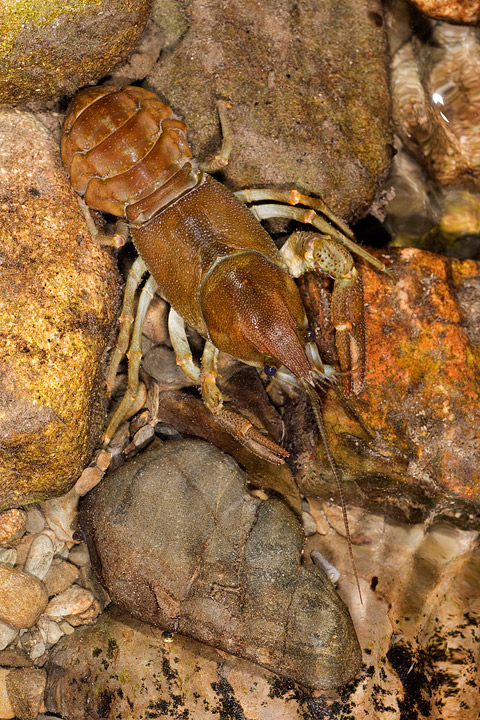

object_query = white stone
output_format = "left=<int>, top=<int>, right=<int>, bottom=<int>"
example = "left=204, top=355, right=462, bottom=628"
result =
left=24, top=534, right=54, bottom=580
left=0, top=549, right=16, bottom=567
left=45, top=585, right=94, bottom=620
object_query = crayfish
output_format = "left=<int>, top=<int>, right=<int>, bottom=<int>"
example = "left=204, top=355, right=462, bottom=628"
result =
left=61, top=85, right=386, bottom=598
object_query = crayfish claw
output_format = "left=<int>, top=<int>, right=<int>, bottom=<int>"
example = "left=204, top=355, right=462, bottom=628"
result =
left=212, top=405, right=289, bottom=465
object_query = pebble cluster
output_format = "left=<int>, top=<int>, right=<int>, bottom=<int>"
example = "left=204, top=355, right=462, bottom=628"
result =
left=0, top=453, right=111, bottom=720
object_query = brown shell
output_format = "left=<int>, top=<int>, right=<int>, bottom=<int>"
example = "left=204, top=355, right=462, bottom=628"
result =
left=61, top=86, right=199, bottom=225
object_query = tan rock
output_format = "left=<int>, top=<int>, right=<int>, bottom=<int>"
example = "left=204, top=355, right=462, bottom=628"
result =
left=0, top=565, right=48, bottom=629
left=43, top=560, right=79, bottom=598
left=0, top=510, right=26, bottom=548
left=45, top=585, right=95, bottom=621
left=5, top=668, right=46, bottom=720
left=0, top=669, right=14, bottom=720
left=0, top=0, right=151, bottom=103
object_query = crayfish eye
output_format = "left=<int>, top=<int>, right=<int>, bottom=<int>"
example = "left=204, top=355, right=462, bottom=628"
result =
left=301, top=327, right=316, bottom=343
left=263, top=363, right=278, bottom=378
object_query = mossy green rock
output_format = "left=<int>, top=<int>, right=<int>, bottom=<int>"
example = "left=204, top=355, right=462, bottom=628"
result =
left=0, top=0, right=151, bottom=104
left=0, top=107, right=121, bottom=509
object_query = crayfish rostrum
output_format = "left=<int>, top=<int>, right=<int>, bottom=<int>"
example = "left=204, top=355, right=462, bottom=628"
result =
left=62, top=85, right=385, bottom=594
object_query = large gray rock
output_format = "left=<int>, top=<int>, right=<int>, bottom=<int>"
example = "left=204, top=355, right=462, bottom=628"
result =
left=80, top=439, right=361, bottom=689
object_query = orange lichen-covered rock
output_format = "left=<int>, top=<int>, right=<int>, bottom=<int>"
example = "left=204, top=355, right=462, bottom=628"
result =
left=292, top=248, right=480, bottom=523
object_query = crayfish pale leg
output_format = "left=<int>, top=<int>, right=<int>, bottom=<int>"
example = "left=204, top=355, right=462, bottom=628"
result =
left=103, top=274, right=158, bottom=447
left=168, top=308, right=201, bottom=383
left=236, top=188, right=386, bottom=272
left=199, top=100, right=234, bottom=173
left=105, top=256, right=149, bottom=396
left=79, top=199, right=129, bottom=249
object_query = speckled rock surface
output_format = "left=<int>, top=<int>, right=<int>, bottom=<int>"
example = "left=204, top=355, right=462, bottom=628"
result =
left=0, top=0, right=151, bottom=104
left=0, top=107, right=121, bottom=509
left=0, top=565, right=48, bottom=629
left=80, top=439, right=361, bottom=690
left=147, top=0, right=393, bottom=219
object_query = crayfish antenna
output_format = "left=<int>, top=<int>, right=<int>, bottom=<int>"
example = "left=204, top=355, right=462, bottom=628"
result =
left=301, top=380, right=363, bottom=605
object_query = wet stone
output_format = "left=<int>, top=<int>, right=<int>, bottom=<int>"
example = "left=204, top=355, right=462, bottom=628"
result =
left=23, top=534, right=54, bottom=581
left=0, top=566, right=48, bottom=629
left=80, top=439, right=361, bottom=690
left=45, top=585, right=96, bottom=622
left=147, top=0, right=392, bottom=220
left=0, top=510, right=26, bottom=548
left=5, top=668, right=46, bottom=720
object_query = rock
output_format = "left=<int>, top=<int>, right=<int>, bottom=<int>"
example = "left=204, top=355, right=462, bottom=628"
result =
left=0, top=566, right=48, bottom=629
left=0, top=551, right=16, bottom=568
left=5, top=668, right=46, bottom=720
left=41, top=491, right=79, bottom=544
left=73, top=467, right=103, bottom=497
left=23, top=534, right=55, bottom=581
left=43, top=560, right=79, bottom=598
left=391, top=17, right=480, bottom=186
left=45, top=586, right=96, bottom=623
left=290, top=248, right=480, bottom=523
left=0, top=623, right=18, bottom=653
left=18, top=627, right=47, bottom=663
left=0, top=650, right=31, bottom=668
left=80, top=439, right=361, bottom=690
left=146, top=0, right=392, bottom=219
left=0, top=510, right=26, bottom=548
left=406, top=0, right=480, bottom=24
left=43, top=606, right=347, bottom=719
left=24, top=507, right=45, bottom=535
left=0, top=669, right=14, bottom=720
left=0, top=107, right=121, bottom=510
left=67, top=544, right=90, bottom=568
left=0, top=0, right=151, bottom=104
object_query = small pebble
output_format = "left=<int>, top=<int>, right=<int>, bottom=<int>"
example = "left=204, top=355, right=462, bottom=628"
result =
left=0, top=510, right=26, bottom=548
left=0, top=649, right=31, bottom=668
left=68, top=543, right=90, bottom=567
left=0, top=668, right=14, bottom=720
left=95, top=450, right=112, bottom=473
left=74, top=466, right=103, bottom=497
left=23, top=534, right=54, bottom=581
left=19, top=626, right=47, bottom=662
left=66, top=598, right=101, bottom=627
left=57, top=620, right=75, bottom=635
left=0, top=550, right=16, bottom=568
left=24, top=507, right=45, bottom=535
left=125, top=424, right=155, bottom=455
left=0, top=566, right=48, bottom=629
left=302, top=511, right=318, bottom=537
left=0, top=622, right=18, bottom=653
left=45, top=585, right=95, bottom=621
left=43, top=560, right=79, bottom=597
left=41, top=490, right=79, bottom=544
left=37, top=617, right=64, bottom=646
